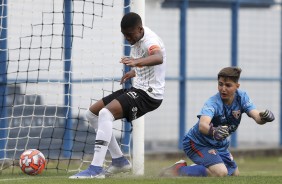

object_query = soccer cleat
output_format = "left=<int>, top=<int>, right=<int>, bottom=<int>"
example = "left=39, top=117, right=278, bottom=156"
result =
left=159, top=160, right=187, bottom=177
left=105, top=156, right=132, bottom=176
left=69, top=165, right=105, bottom=179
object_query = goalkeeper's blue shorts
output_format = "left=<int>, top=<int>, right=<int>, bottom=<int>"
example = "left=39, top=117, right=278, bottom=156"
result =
left=183, top=137, right=237, bottom=176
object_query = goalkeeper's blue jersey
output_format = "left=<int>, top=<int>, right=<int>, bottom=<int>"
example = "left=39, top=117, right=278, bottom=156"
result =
left=184, top=89, right=256, bottom=151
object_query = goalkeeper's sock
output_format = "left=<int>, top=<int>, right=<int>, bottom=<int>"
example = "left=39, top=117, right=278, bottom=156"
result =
left=178, top=164, right=207, bottom=177
left=91, top=108, right=114, bottom=166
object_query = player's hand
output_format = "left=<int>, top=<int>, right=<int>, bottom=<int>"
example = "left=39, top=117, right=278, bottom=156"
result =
left=259, top=109, right=275, bottom=122
left=209, top=124, right=229, bottom=141
left=120, top=57, right=139, bottom=67
left=120, top=70, right=136, bottom=84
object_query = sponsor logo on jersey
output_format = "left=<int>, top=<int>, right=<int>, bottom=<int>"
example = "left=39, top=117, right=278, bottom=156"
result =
left=221, top=116, right=226, bottom=121
left=127, top=91, right=138, bottom=99
left=132, top=107, right=138, bottom=120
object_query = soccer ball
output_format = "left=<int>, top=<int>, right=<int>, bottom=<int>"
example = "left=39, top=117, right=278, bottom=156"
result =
left=19, top=149, right=46, bottom=175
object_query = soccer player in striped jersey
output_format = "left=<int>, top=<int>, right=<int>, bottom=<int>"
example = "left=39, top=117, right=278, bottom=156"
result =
left=70, top=12, right=166, bottom=179
left=160, top=67, right=275, bottom=177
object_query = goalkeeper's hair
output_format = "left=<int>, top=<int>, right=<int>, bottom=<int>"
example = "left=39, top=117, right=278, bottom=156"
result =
left=218, top=66, right=242, bottom=83
left=121, top=12, right=142, bottom=29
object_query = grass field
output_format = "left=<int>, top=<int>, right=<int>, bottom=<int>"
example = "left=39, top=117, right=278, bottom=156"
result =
left=1, top=155, right=282, bottom=184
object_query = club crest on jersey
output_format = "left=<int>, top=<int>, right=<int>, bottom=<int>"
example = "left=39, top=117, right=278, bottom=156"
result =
left=208, top=149, right=217, bottom=155
left=232, top=110, right=241, bottom=119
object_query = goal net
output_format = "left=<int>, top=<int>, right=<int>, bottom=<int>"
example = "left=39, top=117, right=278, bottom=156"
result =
left=0, top=0, right=143, bottom=174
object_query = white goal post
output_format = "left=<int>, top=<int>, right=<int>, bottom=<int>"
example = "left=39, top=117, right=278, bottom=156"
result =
left=131, top=0, right=145, bottom=176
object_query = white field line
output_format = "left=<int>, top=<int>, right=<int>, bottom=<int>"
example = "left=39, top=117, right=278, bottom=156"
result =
left=0, top=176, right=67, bottom=182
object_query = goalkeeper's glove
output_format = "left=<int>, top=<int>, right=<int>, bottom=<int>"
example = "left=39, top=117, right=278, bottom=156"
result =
left=259, top=109, right=275, bottom=123
left=208, top=124, right=229, bottom=141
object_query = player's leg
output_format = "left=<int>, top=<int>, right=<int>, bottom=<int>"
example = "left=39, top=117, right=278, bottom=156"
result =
left=179, top=139, right=210, bottom=177
left=106, top=88, right=162, bottom=175
left=218, top=151, right=238, bottom=176
left=231, top=167, right=240, bottom=176
left=86, top=106, right=126, bottom=169
left=84, top=100, right=131, bottom=177
left=87, top=88, right=137, bottom=176
left=159, top=160, right=208, bottom=177
left=90, top=104, right=119, bottom=166
left=160, top=138, right=229, bottom=177
left=69, top=105, right=117, bottom=179
left=85, top=100, right=104, bottom=130
left=69, top=91, right=125, bottom=179
left=104, top=90, right=139, bottom=176
left=87, top=88, right=126, bottom=127
left=205, top=149, right=238, bottom=177
left=207, top=163, right=228, bottom=177
left=89, top=100, right=105, bottom=116
left=185, top=138, right=231, bottom=177
left=103, top=90, right=136, bottom=175
left=87, top=90, right=128, bottom=160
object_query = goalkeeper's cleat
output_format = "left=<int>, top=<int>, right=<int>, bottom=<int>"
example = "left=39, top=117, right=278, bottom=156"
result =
left=105, top=156, right=132, bottom=176
left=159, top=160, right=187, bottom=177
left=69, top=165, right=105, bottom=179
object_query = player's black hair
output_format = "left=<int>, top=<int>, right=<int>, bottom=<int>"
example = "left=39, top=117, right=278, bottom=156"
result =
left=218, top=66, right=242, bottom=83
left=121, top=12, right=142, bottom=29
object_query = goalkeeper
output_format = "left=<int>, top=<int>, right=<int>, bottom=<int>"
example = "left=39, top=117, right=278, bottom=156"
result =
left=160, top=66, right=275, bottom=177
left=70, top=12, right=166, bottom=179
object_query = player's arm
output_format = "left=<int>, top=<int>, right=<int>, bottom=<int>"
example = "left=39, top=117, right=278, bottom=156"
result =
left=120, top=46, right=163, bottom=67
left=199, top=115, right=212, bottom=135
left=120, top=69, right=136, bottom=84
left=199, top=115, right=229, bottom=141
left=248, top=109, right=275, bottom=125
left=134, top=49, right=163, bottom=66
